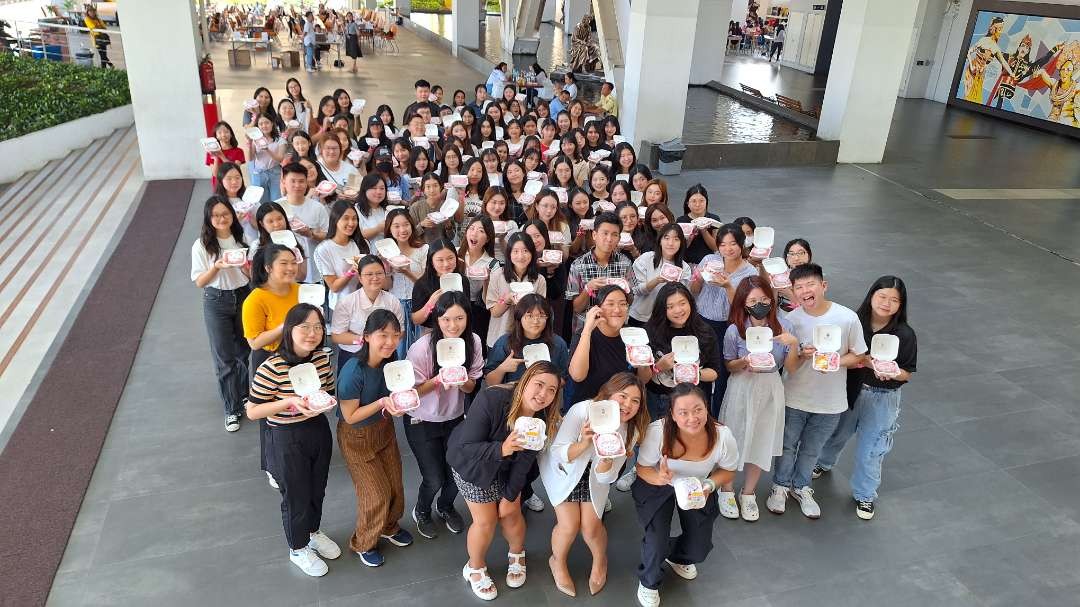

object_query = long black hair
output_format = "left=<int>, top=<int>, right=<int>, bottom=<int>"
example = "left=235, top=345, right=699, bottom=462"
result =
left=429, top=290, right=474, bottom=375
left=357, top=309, right=402, bottom=367
left=200, top=195, right=247, bottom=259
left=276, top=303, right=324, bottom=365
left=415, top=239, right=462, bottom=291
left=507, top=294, right=553, bottom=355
left=254, top=202, right=304, bottom=259
left=251, top=244, right=295, bottom=288
left=501, top=232, right=540, bottom=283
left=683, top=184, right=709, bottom=216
left=357, top=173, right=386, bottom=218
left=645, top=282, right=711, bottom=344
left=855, top=275, right=909, bottom=334
left=326, top=199, right=371, bottom=254
left=649, top=222, right=686, bottom=269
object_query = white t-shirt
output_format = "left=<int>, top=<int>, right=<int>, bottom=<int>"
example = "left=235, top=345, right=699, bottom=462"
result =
left=190, top=236, right=250, bottom=290
left=783, top=302, right=867, bottom=415
left=388, top=244, right=427, bottom=300
left=629, top=252, right=692, bottom=322
left=318, top=160, right=358, bottom=187
left=279, top=197, right=330, bottom=280
left=229, top=197, right=261, bottom=245
left=313, top=238, right=361, bottom=310
left=638, top=420, right=739, bottom=479
left=356, top=206, right=388, bottom=251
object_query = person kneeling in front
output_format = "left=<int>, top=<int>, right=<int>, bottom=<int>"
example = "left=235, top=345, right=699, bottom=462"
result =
left=632, top=383, right=739, bottom=607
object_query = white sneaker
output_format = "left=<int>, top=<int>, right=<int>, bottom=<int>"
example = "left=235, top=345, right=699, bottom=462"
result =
left=739, top=493, right=759, bottom=522
left=791, top=486, right=821, bottom=519
left=665, top=559, right=697, bottom=580
left=308, top=530, right=341, bottom=559
left=766, top=484, right=788, bottom=514
left=718, top=491, right=740, bottom=519
left=290, top=546, right=328, bottom=577
left=637, top=582, right=660, bottom=607
left=524, top=493, right=545, bottom=512
left=616, top=468, right=637, bottom=492
left=266, top=471, right=279, bottom=490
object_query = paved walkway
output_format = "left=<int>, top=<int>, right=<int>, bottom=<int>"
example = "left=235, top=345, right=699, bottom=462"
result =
left=45, top=25, right=1080, bottom=607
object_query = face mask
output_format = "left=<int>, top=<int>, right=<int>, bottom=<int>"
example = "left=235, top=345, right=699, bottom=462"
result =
left=376, top=161, right=393, bottom=174
left=746, top=302, right=771, bottom=320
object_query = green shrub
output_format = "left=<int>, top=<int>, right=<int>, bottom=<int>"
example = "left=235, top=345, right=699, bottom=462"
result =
left=0, top=53, right=131, bottom=141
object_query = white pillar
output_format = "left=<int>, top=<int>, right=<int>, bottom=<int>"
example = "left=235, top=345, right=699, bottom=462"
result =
left=564, top=0, right=588, bottom=30
left=542, top=0, right=555, bottom=23
left=817, top=0, right=919, bottom=163
left=116, top=0, right=205, bottom=180
left=397, top=0, right=412, bottom=16
left=621, top=0, right=699, bottom=149
left=453, top=0, right=481, bottom=52
left=502, top=0, right=518, bottom=54
left=690, top=0, right=731, bottom=85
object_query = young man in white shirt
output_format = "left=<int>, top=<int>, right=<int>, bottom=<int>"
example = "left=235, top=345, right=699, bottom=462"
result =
left=278, top=163, right=329, bottom=280
left=767, top=263, right=866, bottom=519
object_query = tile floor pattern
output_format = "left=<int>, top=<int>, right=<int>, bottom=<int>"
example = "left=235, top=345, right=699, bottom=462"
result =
left=46, top=25, right=1080, bottom=607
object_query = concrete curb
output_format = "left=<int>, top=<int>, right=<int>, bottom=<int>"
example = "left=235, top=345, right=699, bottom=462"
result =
left=0, top=105, right=135, bottom=184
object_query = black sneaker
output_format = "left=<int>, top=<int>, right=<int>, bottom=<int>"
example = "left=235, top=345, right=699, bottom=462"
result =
left=436, top=507, right=465, bottom=534
left=812, top=465, right=829, bottom=480
left=412, top=507, right=438, bottom=539
left=855, top=499, right=875, bottom=520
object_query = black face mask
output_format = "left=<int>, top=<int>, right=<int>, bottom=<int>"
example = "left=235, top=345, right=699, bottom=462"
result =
left=376, top=161, right=393, bottom=174
left=746, top=302, right=771, bottom=320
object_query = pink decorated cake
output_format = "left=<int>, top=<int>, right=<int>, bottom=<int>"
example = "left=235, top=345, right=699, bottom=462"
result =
left=593, top=432, right=626, bottom=458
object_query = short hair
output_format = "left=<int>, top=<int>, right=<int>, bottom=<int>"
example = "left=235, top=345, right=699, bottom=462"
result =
left=789, top=263, right=824, bottom=283
left=593, top=211, right=621, bottom=234
left=281, top=162, right=307, bottom=179
left=475, top=83, right=486, bottom=93
left=415, top=79, right=431, bottom=89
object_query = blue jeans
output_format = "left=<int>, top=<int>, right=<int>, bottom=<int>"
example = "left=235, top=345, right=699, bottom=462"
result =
left=203, top=286, right=251, bottom=416
left=304, top=43, right=315, bottom=69
left=249, top=165, right=281, bottom=203
left=817, top=385, right=902, bottom=502
left=772, top=407, right=841, bottom=489
left=397, top=298, right=417, bottom=361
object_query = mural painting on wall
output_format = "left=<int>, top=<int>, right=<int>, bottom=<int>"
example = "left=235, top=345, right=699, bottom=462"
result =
left=955, top=9, right=1080, bottom=129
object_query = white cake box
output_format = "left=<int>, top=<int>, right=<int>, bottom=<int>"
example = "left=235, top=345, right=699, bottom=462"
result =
left=298, top=283, right=325, bottom=307
left=621, top=327, right=654, bottom=367
left=428, top=198, right=459, bottom=224
left=375, top=239, right=412, bottom=268
left=606, top=277, right=630, bottom=292
left=677, top=222, right=696, bottom=240
left=612, top=135, right=627, bottom=144
left=637, top=206, right=647, bottom=219
left=222, top=248, right=248, bottom=266
left=411, top=136, right=430, bottom=149
left=596, top=200, right=616, bottom=213
left=289, top=363, right=337, bottom=413
left=813, top=324, right=842, bottom=372
left=347, top=149, right=363, bottom=163
left=699, top=260, right=724, bottom=283
left=543, top=141, right=559, bottom=158
left=508, top=281, right=535, bottom=302
left=615, top=173, right=629, bottom=182
left=524, top=179, right=543, bottom=197
left=240, top=185, right=264, bottom=206
left=514, top=416, right=547, bottom=450
left=286, top=119, right=301, bottom=129
left=550, top=187, right=568, bottom=204
left=660, top=262, right=683, bottom=282
left=522, top=343, right=551, bottom=368
left=269, top=229, right=298, bottom=248
left=870, top=333, right=901, bottom=378
left=289, top=216, right=308, bottom=231
left=589, top=399, right=625, bottom=458
left=466, top=262, right=490, bottom=280
left=672, top=335, right=700, bottom=385
left=515, top=92, right=527, bottom=102
left=440, top=272, right=464, bottom=293
left=243, top=99, right=260, bottom=111
left=630, top=191, right=643, bottom=205
left=691, top=216, right=722, bottom=230
left=495, top=127, right=505, bottom=139
left=387, top=189, right=403, bottom=202
left=541, top=249, right=563, bottom=264
left=425, top=124, right=440, bottom=140
left=316, top=180, right=338, bottom=196
left=508, top=141, right=523, bottom=155
left=527, top=171, right=544, bottom=182
left=429, top=116, right=442, bottom=125
left=588, top=149, right=611, bottom=162
left=746, top=326, right=777, bottom=371
left=578, top=218, right=594, bottom=231
left=436, top=337, right=468, bottom=386
left=618, top=232, right=634, bottom=248
left=762, top=257, right=791, bottom=289
left=492, top=220, right=510, bottom=235
left=350, top=99, right=367, bottom=115
left=487, top=172, right=502, bottom=186
left=750, top=227, right=774, bottom=260
left=365, top=137, right=381, bottom=147
left=482, top=140, right=496, bottom=150
left=449, top=174, right=469, bottom=188
left=201, top=137, right=221, bottom=153
left=674, top=476, right=707, bottom=510
left=384, top=359, right=420, bottom=414
left=548, top=230, right=566, bottom=245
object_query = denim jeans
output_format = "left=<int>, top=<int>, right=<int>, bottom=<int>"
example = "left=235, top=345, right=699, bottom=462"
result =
left=249, top=165, right=281, bottom=203
left=817, top=385, right=902, bottom=502
left=304, top=43, right=315, bottom=69
left=772, top=407, right=841, bottom=489
left=203, top=286, right=251, bottom=416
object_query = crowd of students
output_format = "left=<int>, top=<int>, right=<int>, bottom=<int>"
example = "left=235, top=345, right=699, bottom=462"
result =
left=191, top=72, right=917, bottom=607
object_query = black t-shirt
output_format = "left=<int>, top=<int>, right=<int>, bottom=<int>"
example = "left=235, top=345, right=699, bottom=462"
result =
left=402, top=100, right=441, bottom=120
left=847, top=321, right=917, bottom=401
left=646, top=321, right=725, bottom=395
left=411, top=277, right=473, bottom=330
left=677, top=212, right=721, bottom=265
left=568, top=327, right=632, bottom=403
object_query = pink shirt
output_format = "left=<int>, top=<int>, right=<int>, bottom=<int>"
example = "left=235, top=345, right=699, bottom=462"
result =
left=406, top=332, right=484, bottom=422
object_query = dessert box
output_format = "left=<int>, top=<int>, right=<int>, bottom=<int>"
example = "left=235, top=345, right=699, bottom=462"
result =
left=588, top=149, right=612, bottom=163
left=548, top=230, right=566, bottom=245
left=621, top=327, right=655, bottom=367
left=812, top=324, right=842, bottom=372
left=589, top=400, right=625, bottom=458
left=440, top=272, right=464, bottom=293
left=749, top=226, right=774, bottom=260
left=674, top=476, right=706, bottom=510
left=466, top=262, right=490, bottom=279
left=383, top=359, right=420, bottom=414
left=316, top=180, right=338, bottom=196
left=350, top=99, right=367, bottom=115
left=870, top=333, right=901, bottom=378
left=677, top=222, right=696, bottom=239
left=514, top=416, right=547, bottom=451
left=428, top=198, right=459, bottom=224
left=630, top=191, right=643, bottom=205
left=241, top=185, right=264, bottom=207
left=269, top=229, right=298, bottom=249
left=508, top=281, right=535, bottom=302
left=366, top=137, right=381, bottom=147
left=288, top=362, right=337, bottom=413
left=487, top=172, right=502, bottom=186
left=672, top=335, right=700, bottom=385
left=596, top=200, right=616, bottom=212
left=550, top=187, right=568, bottom=204
left=541, top=249, right=563, bottom=264
left=660, top=262, right=683, bottom=282
left=449, top=174, right=469, bottom=188
left=298, top=283, right=325, bottom=307
left=222, top=248, right=248, bottom=266
left=762, top=257, right=791, bottom=289
left=606, top=277, right=630, bottom=292
left=691, top=216, right=722, bottom=230
left=200, top=137, right=221, bottom=153
left=436, top=337, right=468, bottom=387
left=746, top=326, right=777, bottom=371
left=375, top=240, right=412, bottom=268
left=425, top=123, right=440, bottom=140
left=618, top=232, right=634, bottom=248
left=578, top=218, right=594, bottom=231
left=522, top=343, right=551, bottom=368
left=615, top=173, right=629, bottom=182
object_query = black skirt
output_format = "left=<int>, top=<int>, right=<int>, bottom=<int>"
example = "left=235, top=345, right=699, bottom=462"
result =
left=345, top=34, right=361, bottom=59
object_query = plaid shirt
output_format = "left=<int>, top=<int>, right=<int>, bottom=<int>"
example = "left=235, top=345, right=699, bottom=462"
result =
left=566, top=249, right=634, bottom=333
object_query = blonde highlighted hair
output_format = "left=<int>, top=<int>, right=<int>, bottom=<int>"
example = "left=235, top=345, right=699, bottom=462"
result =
left=504, top=360, right=563, bottom=446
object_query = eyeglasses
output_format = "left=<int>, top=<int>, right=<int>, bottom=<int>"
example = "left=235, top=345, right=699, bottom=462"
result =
left=524, top=313, right=549, bottom=321
left=786, top=250, right=809, bottom=258
left=360, top=271, right=386, bottom=279
left=602, top=302, right=629, bottom=309
left=746, top=299, right=771, bottom=307
left=296, top=323, right=324, bottom=333
left=211, top=213, right=233, bottom=220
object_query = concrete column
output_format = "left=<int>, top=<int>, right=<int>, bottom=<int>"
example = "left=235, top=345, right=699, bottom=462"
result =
left=397, top=0, right=412, bottom=16
left=564, top=0, right=588, bottom=30
left=542, top=0, right=555, bottom=23
left=817, top=0, right=919, bottom=162
left=116, top=0, right=205, bottom=180
left=365, top=0, right=377, bottom=9
left=502, top=0, right=519, bottom=54
left=621, top=0, right=700, bottom=149
left=453, top=0, right=481, bottom=52
left=689, top=0, right=731, bottom=85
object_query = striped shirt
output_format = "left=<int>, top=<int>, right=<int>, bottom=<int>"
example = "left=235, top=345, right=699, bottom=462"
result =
left=565, top=248, right=634, bottom=333
left=247, top=350, right=336, bottom=426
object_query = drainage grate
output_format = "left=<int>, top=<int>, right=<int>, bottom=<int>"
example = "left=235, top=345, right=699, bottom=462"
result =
left=946, top=134, right=996, bottom=139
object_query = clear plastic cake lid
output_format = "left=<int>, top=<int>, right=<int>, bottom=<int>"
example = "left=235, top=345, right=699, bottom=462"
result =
left=588, top=400, right=620, bottom=434
left=440, top=272, right=464, bottom=293
left=201, top=137, right=220, bottom=152
left=671, top=335, right=699, bottom=363
left=375, top=239, right=402, bottom=258
left=813, top=324, right=842, bottom=353
left=439, top=197, right=460, bottom=217
left=752, top=227, right=775, bottom=249
left=241, top=186, right=264, bottom=205
left=870, top=334, right=899, bottom=361
left=619, top=327, right=649, bottom=347
left=245, top=127, right=263, bottom=140
left=383, top=359, right=416, bottom=392
left=523, top=180, right=543, bottom=196
left=746, top=326, right=774, bottom=354
left=425, top=124, right=439, bottom=138
left=509, top=281, right=535, bottom=296
left=761, top=257, right=789, bottom=276
left=436, top=337, right=466, bottom=367
left=630, top=191, right=643, bottom=204
left=522, top=343, right=551, bottom=368
left=288, top=362, right=321, bottom=396
left=298, top=284, right=325, bottom=307
left=269, top=229, right=297, bottom=248
left=612, top=135, right=627, bottom=144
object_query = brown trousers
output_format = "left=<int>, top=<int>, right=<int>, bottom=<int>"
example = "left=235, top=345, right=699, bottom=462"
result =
left=336, top=416, right=405, bottom=553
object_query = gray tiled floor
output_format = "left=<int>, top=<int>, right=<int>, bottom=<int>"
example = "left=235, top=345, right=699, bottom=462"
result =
left=45, top=31, right=1080, bottom=607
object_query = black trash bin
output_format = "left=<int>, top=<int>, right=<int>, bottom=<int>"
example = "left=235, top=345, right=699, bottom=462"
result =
left=657, top=138, right=687, bottom=175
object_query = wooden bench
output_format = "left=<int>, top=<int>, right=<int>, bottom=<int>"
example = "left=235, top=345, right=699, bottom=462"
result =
left=775, top=94, right=819, bottom=118
left=740, top=83, right=770, bottom=100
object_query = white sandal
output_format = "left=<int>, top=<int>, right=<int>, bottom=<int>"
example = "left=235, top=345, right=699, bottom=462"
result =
left=462, top=563, right=498, bottom=601
left=506, top=551, right=527, bottom=588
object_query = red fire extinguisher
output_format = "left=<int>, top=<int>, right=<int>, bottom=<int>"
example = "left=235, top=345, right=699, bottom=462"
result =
left=199, top=55, right=216, bottom=95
